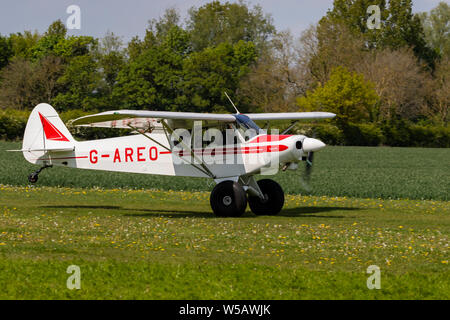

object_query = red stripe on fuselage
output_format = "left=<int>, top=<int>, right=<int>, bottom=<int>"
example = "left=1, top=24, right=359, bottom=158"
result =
left=248, top=135, right=292, bottom=143
left=32, top=156, right=88, bottom=161
left=175, top=145, right=288, bottom=157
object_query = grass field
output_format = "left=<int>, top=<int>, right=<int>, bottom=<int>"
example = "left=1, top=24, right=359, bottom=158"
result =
left=0, top=186, right=448, bottom=299
left=0, top=141, right=449, bottom=299
left=1, top=141, right=449, bottom=200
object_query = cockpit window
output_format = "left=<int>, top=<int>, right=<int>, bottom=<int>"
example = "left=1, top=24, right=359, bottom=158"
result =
left=234, top=114, right=261, bottom=140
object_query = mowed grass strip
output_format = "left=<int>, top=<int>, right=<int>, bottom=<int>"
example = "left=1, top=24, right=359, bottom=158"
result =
left=0, top=186, right=448, bottom=299
left=1, top=141, right=449, bottom=201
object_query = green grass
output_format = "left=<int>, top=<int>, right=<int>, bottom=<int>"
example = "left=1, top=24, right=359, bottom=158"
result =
left=0, top=186, right=448, bottom=299
left=1, top=141, right=449, bottom=200
left=1, top=141, right=448, bottom=299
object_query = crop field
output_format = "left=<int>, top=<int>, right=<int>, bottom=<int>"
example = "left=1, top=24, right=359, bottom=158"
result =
left=1, top=141, right=449, bottom=200
left=0, top=141, right=449, bottom=299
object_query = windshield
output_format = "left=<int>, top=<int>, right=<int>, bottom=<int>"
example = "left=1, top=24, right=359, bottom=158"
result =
left=233, top=114, right=261, bottom=141
left=234, top=114, right=261, bottom=134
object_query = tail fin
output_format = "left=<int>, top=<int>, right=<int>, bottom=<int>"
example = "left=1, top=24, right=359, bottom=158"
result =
left=21, top=103, right=75, bottom=163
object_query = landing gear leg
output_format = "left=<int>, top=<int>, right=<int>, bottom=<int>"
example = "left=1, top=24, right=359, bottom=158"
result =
left=28, top=164, right=52, bottom=184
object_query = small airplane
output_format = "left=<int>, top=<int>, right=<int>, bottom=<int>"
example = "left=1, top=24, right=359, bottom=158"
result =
left=13, top=98, right=335, bottom=217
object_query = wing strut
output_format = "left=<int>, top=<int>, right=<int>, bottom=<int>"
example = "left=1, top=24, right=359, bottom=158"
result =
left=281, top=121, right=298, bottom=135
left=127, top=124, right=171, bottom=152
left=160, top=120, right=216, bottom=179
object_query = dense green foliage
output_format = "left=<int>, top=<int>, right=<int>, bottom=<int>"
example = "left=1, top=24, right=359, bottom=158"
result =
left=1, top=141, right=448, bottom=201
left=298, top=67, right=379, bottom=124
left=0, top=1, right=448, bottom=146
left=325, top=0, right=438, bottom=67
left=304, top=121, right=450, bottom=147
left=419, top=2, right=450, bottom=58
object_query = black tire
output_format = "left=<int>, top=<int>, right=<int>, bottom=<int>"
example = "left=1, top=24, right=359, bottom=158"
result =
left=28, top=173, right=38, bottom=184
left=210, top=181, right=247, bottom=217
left=248, top=179, right=284, bottom=216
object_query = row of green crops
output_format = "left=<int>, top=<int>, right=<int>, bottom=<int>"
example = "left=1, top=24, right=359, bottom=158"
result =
left=0, top=141, right=449, bottom=201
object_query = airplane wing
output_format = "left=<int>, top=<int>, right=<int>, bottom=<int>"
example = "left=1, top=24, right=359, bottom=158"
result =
left=246, top=112, right=335, bottom=121
left=69, top=110, right=237, bottom=130
left=69, top=110, right=335, bottom=130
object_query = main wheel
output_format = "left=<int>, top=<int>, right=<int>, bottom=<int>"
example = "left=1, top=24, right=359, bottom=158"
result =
left=248, top=179, right=284, bottom=216
left=210, top=181, right=247, bottom=217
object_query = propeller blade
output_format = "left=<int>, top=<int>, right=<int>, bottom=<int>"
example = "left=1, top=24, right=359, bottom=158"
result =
left=300, top=151, right=314, bottom=191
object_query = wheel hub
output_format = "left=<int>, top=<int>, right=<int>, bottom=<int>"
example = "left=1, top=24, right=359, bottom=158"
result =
left=261, top=194, right=269, bottom=203
left=222, top=196, right=232, bottom=206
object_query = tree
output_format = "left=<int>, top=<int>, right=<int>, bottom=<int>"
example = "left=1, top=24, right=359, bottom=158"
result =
left=114, top=28, right=257, bottom=113
left=239, top=31, right=306, bottom=112
left=95, top=31, right=126, bottom=103
left=34, top=55, right=66, bottom=103
left=30, top=20, right=67, bottom=60
left=0, top=58, right=35, bottom=109
left=45, top=20, right=67, bottom=38
left=52, top=36, right=97, bottom=60
left=8, top=31, right=40, bottom=59
left=324, top=0, right=438, bottom=68
left=429, top=56, right=450, bottom=124
left=182, top=40, right=257, bottom=113
left=148, top=7, right=181, bottom=42
left=0, top=56, right=64, bottom=110
left=29, top=20, right=96, bottom=62
left=53, top=55, right=101, bottom=111
left=419, top=2, right=450, bottom=58
left=300, top=22, right=366, bottom=86
left=355, top=47, right=432, bottom=121
left=187, top=0, right=275, bottom=52
left=0, top=34, right=12, bottom=70
left=113, top=27, right=188, bottom=110
left=126, top=8, right=186, bottom=61
left=297, top=66, right=379, bottom=124
left=296, top=19, right=433, bottom=122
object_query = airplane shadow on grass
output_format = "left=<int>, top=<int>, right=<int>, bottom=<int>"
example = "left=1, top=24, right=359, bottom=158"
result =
left=41, top=205, right=361, bottom=219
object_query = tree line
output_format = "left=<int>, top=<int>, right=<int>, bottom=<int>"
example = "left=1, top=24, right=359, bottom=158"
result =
left=0, top=0, right=448, bottom=146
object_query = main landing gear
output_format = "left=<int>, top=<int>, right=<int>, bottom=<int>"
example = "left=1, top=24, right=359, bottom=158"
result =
left=210, top=178, right=285, bottom=217
left=28, top=164, right=52, bottom=184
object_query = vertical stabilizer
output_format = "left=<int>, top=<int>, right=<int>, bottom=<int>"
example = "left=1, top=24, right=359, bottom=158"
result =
left=22, top=103, right=75, bottom=164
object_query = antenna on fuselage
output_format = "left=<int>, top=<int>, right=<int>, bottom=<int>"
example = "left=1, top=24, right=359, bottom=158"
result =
left=224, top=92, right=240, bottom=114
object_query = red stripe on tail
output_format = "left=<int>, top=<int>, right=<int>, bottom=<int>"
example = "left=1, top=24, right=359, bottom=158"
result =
left=38, top=112, right=69, bottom=142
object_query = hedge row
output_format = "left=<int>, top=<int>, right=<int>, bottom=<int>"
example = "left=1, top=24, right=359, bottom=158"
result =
left=1, top=109, right=449, bottom=147
left=306, top=122, right=450, bottom=148
left=0, top=109, right=125, bottom=141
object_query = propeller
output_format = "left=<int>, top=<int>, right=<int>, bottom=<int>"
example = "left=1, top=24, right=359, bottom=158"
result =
left=299, top=130, right=319, bottom=192
left=300, top=151, right=314, bottom=192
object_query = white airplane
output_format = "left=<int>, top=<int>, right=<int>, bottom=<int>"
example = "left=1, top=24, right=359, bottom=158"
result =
left=14, top=102, right=335, bottom=217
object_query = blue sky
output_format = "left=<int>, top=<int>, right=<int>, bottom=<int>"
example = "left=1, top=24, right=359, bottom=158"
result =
left=0, top=0, right=444, bottom=41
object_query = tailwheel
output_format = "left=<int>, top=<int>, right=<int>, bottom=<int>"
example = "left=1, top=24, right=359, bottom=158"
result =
left=210, top=181, right=247, bottom=217
left=28, top=172, right=39, bottom=184
left=27, top=164, right=52, bottom=184
left=248, top=179, right=284, bottom=216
